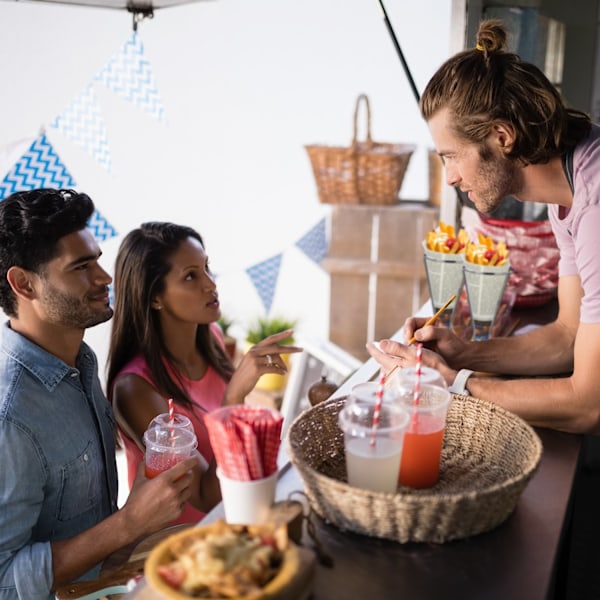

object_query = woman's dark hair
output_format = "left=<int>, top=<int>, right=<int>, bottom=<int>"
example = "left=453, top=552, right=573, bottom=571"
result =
left=106, top=221, right=234, bottom=411
left=420, top=19, right=591, bottom=165
left=0, top=188, right=95, bottom=317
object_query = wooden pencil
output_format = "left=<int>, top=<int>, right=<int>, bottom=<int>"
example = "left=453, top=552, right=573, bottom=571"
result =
left=408, top=293, right=457, bottom=345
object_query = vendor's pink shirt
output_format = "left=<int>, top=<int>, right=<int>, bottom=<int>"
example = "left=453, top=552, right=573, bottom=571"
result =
left=113, top=327, right=227, bottom=524
left=548, top=123, right=600, bottom=323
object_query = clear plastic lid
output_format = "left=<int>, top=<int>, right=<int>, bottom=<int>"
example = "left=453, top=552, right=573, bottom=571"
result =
left=148, top=412, right=194, bottom=435
left=393, top=366, right=447, bottom=390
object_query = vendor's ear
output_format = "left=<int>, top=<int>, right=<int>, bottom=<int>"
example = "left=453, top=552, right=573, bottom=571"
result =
left=491, top=121, right=516, bottom=154
left=6, top=266, right=37, bottom=301
left=151, top=297, right=163, bottom=311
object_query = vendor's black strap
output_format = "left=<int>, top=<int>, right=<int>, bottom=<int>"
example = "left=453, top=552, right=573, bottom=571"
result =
left=562, top=148, right=575, bottom=193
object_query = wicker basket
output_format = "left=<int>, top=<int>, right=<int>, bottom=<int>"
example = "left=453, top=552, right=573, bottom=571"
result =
left=287, top=394, right=542, bottom=543
left=305, top=94, right=415, bottom=205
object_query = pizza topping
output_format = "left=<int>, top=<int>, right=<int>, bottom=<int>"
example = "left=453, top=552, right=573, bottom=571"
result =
left=156, top=521, right=286, bottom=598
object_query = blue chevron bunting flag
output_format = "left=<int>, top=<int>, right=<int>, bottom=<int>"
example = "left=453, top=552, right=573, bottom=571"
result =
left=246, top=254, right=282, bottom=314
left=95, top=32, right=166, bottom=123
left=295, top=218, right=327, bottom=266
left=50, top=85, right=112, bottom=173
left=88, top=208, right=118, bottom=242
left=0, top=134, right=118, bottom=243
left=0, top=133, right=76, bottom=199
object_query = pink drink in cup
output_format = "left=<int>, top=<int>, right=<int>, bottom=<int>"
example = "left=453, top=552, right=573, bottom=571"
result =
left=143, top=426, right=197, bottom=479
left=393, top=366, right=451, bottom=489
left=400, top=417, right=446, bottom=488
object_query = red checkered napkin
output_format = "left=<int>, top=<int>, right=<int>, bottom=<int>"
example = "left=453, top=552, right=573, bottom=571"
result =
left=205, top=405, right=283, bottom=481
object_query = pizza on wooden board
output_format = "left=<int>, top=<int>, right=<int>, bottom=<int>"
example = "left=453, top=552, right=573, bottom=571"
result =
left=144, top=520, right=305, bottom=599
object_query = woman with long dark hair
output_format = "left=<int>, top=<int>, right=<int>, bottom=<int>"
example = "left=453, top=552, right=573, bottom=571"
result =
left=107, top=222, right=301, bottom=523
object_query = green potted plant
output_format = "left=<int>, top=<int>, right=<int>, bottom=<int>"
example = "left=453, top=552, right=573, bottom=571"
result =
left=245, top=316, right=297, bottom=392
left=217, top=315, right=237, bottom=361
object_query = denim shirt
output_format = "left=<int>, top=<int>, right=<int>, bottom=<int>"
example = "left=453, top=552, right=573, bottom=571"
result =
left=0, top=323, right=118, bottom=600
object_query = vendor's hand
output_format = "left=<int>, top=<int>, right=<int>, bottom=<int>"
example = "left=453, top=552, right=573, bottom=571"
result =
left=366, top=339, right=454, bottom=385
left=122, top=457, right=196, bottom=537
left=225, top=329, right=303, bottom=403
left=403, top=316, right=467, bottom=367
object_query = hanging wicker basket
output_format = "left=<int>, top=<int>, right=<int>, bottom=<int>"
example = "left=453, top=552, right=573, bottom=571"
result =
left=305, top=94, right=415, bottom=205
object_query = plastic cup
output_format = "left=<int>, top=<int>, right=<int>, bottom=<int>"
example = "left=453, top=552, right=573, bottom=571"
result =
left=463, top=261, right=511, bottom=341
left=148, top=412, right=194, bottom=436
left=394, top=367, right=451, bottom=489
left=143, top=426, right=197, bottom=479
left=338, top=382, right=409, bottom=494
left=423, top=242, right=464, bottom=327
left=216, top=468, right=278, bottom=525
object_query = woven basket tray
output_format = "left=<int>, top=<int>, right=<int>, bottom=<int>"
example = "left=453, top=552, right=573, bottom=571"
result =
left=305, top=94, right=415, bottom=205
left=287, top=394, right=542, bottom=543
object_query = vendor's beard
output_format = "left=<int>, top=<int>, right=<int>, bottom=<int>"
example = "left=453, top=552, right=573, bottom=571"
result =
left=474, top=148, right=522, bottom=215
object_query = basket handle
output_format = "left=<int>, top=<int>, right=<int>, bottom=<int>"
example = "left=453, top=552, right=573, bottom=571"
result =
left=352, top=94, right=373, bottom=146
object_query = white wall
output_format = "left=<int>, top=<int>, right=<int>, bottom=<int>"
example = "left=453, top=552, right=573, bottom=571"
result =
left=0, top=0, right=452, bottom=378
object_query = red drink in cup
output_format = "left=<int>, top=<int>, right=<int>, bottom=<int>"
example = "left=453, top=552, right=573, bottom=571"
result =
left=143, top=427, right=197, bottom=479
left=399, top=416, right=446, bottom=488
left=393, top=366, right=451, bottom=489
left=145, top=455, right=187, bottom=479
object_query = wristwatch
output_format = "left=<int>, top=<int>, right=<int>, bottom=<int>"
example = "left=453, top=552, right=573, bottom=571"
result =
left=448, top=369, right=474, bottom=396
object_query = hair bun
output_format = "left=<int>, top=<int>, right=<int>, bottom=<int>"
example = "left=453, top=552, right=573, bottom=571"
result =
left=476, top=19, right=508, bottom=54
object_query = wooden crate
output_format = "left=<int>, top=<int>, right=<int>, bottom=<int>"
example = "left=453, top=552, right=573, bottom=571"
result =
left=322, top=204, right=438, bottom=360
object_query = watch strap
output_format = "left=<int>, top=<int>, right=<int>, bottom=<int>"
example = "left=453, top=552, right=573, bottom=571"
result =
left=448, top=369, right=474, bottom=396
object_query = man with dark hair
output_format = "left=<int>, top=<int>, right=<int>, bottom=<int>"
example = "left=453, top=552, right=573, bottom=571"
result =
left=0, top=188, right=195, bottom=599
left=368, top=20, right=600, bottom=435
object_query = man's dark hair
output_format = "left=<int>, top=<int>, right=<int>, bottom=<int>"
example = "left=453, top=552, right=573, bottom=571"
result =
left=0, top=188, right=95, bottom=317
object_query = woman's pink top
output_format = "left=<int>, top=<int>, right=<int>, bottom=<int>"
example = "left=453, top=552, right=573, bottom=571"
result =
left=113, top=329, right=227, bottom=524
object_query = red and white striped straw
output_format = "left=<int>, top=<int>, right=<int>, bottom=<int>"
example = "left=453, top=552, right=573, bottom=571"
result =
left=413, top=343, right=423, bottom=407
left=167, top=398, right=175, bottom=442
left=370, top=372, right=386, bottom=447
left=408, top=344, right=424, bottom=432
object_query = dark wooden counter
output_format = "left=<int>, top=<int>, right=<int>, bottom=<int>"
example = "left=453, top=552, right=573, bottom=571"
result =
left=128, top=426, right=580, bottom=600
left=302, top=427, right=580, bottom=600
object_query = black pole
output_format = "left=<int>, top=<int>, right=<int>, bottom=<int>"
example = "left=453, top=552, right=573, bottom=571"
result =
left=376, top=0, right=469, bottom=211
left=376, top=0, right=421, bottom=104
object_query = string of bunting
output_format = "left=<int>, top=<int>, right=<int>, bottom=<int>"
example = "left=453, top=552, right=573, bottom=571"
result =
left=104, top=218, right=327, bottom=313
left=0, top=31, right=166, bottom=244
left=244, top=218, right=327, bottom=313
left=0, top=31, right=328, bottom=315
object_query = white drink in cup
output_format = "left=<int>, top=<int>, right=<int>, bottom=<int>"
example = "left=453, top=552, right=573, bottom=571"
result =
left=338, top=382, right=409, bottom=494
left=344, top=437, right=404, bottom=492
